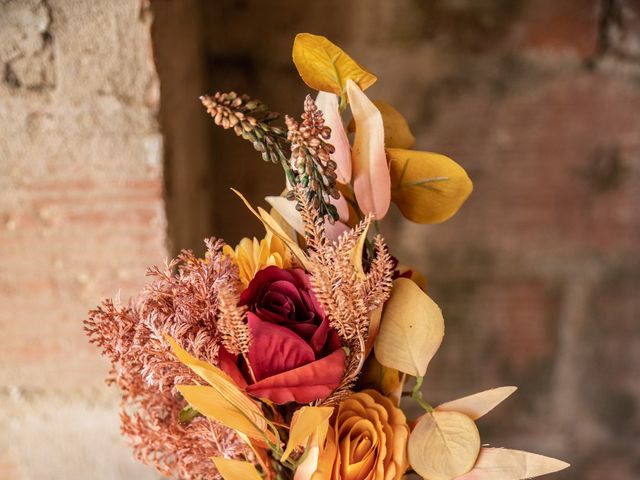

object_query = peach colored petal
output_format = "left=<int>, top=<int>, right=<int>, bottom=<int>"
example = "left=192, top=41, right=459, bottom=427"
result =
left=316, top=91, right=352, bottom=183
left=456, top=447, right=570, bottom=480
left=332, top=191, right=350, bottom=223
left=346, top=79, right=390, bottom=220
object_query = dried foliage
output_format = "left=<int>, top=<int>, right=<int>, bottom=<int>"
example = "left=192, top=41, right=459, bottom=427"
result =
left=200, top=91, right=289, bottom=165
left=216, top=275, right=250, bottom=355
left=286, top=95, right=340, bottom=221
left=202, top=91, right=340, bottom=222
left=295, top=189, right=395, bottom=405
left=84, top=240, right=252, bottom=479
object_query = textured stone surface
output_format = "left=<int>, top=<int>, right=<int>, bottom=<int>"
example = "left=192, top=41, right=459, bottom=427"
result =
left=0, top=0, right=165, bottom=477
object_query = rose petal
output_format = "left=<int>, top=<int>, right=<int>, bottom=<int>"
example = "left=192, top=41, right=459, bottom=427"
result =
left=246, top=348, right=346, bottom=404
left=247, top=312, right=315, bottom=381
left=217, top=348, right=248, bottom=389
left=308, top=315, right=330, bottom=354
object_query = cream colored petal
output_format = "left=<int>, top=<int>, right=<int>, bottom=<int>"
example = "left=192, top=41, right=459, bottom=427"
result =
left=347, top=79, right=390, bottom=219
left=455, top=448, right=570, bottom=480
left=436, top=387, right=518, bottom=421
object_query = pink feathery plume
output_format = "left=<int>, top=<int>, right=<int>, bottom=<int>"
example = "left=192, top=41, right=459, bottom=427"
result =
left=84, top=239, right=252, bottom=480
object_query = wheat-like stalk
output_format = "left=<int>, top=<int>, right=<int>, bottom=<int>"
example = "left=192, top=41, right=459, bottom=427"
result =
left=294, top=191, right=394, bottom=406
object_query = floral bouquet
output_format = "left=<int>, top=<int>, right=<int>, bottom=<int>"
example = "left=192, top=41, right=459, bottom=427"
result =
left=85, top=34, right=568, bottom=480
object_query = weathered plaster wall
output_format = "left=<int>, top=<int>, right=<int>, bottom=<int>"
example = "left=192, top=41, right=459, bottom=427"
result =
left=0, top=1, right=164, bottom=478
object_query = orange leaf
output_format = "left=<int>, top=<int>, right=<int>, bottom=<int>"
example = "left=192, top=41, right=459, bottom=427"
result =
left=212, top=457, right=262, bottom=480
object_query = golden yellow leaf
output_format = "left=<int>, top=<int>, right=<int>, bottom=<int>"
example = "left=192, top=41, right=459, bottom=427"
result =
left=310, top=426, right=337, bottom=480
left=178, top=385, right=267, bottom=441
left=436, top=387, right=518, bottom=420
left=212, top=457, right=262, bottom=480
left=396, top=264, right=428, bottom=291
left=374, top=100, right=416, bottom=149
left=165, top=336, right=268, bottom=440
left=231, top=188, right=311, bottom=270
left=281, top=406, right=333, bottom=462
left=456, top=448, right=570, bottom=480
left=408, top=411, right=481, bottom=480
left=360, top=355, right=405, bottom=406
left=374, top=278, right=444, bottom=377
left=388, top=148, right=473, bottom=224
left=293, top=444, right=320, bottom=480
left=364, top=306, right=382, bottom=357
left=349, top=219, right=370, bottom=280
left=292, top=33, right=376, bottom=97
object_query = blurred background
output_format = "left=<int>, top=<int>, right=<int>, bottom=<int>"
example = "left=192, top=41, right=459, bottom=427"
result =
left=1, top=0, right=639, bottom=479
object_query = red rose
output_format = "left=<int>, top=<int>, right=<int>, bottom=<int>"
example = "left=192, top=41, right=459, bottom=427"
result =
left=219, top=266, right=346, bottom=404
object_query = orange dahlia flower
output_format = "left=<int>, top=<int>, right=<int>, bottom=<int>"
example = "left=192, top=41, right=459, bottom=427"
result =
left=312, top=390, right=409, bottom=480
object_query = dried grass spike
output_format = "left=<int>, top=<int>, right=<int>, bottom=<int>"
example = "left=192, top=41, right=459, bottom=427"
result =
left=217, top=276, right=250, bottom=355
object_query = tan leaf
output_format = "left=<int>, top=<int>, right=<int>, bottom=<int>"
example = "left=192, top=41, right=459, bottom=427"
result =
left=364, top=306, right=382, bottom=357
left=347, top=79, right=390, bottom=219
left=166, top=336, right=268, bottom=441
left=212, top=457, right=262, bottom=480
left=408, top=411, right=480, bottom=480
left=281, top=406, right=333, bottom=462
left=374, top=100, right=416, bottom=149
left=292, top=33, right=376, bottom=97
left=374, top=278, right=444, bottom=376
left=436, top=387, right=518, bottom=420
left=456, top=448, right=570, bottom=480
left=388, top=148, right=473, bottom=224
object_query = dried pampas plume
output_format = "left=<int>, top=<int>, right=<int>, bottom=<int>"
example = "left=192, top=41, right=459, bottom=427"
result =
left=295, top=188, right=395, bottom=405
left=84, top=239, right=252, bottom=480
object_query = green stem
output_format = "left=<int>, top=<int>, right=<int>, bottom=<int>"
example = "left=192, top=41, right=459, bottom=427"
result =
left=411, top=376, right=434, bottom=413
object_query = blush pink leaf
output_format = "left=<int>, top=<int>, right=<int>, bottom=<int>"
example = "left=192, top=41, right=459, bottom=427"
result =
left=347, top=79, right=390, bottom=219
left=316, top=91, right=352, bottom=183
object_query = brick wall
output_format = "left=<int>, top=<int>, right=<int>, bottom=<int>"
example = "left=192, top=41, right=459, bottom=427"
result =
left=0, top=1, right=164, bottom=478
